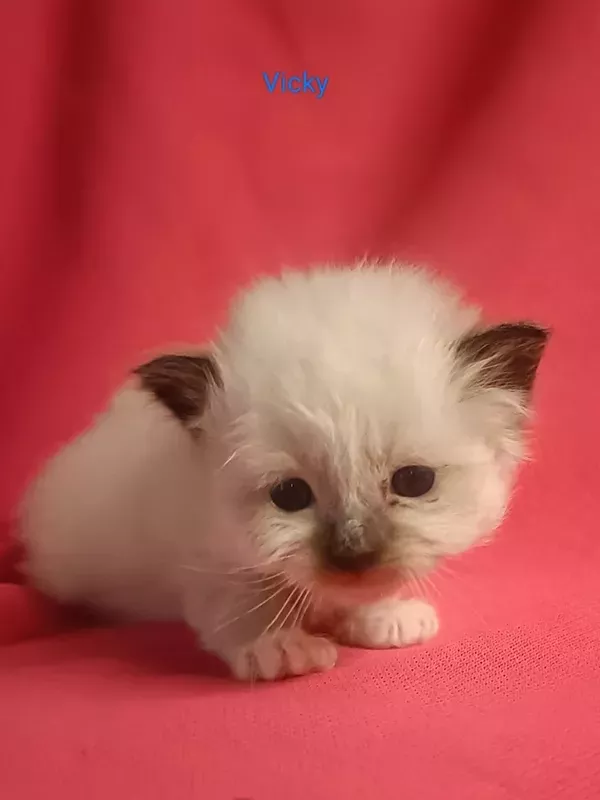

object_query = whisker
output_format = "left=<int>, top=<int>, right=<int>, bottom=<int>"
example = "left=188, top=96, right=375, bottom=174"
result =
left=403, top=568, right=418, bottom=596
left=435, top=562, right=458, bottom=580
left=219, top=447, right=242, bottom=471
left=180, top=565, right=288, bottom=590
left=271, top=587, right=306, bottom=636
left=422, top=573, right=441, bottom=600
left=212, top=582, right=290, bottom=634
left=239, top=572, right=289, bottom=587
left=293, top=586, right=314, bottom=632
left=414, top=574, right=428, bottom=601
left=288, top=589, right=309, bottom=633
left=228, top=553, right=297, bottom=573
left=229, top=577, right=289, bottom=603
left=261, top=585, right=301, bottom=636
left=181, top=553, right=296, bottom=577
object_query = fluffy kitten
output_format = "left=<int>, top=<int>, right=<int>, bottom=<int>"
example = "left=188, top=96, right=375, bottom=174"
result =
left=21, top=265, right=548, bottom=680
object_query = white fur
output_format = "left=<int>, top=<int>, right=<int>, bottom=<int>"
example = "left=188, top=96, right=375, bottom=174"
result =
left=21, top=264, right=534, bottom=680
left=336, top=598, right=440, bottom=649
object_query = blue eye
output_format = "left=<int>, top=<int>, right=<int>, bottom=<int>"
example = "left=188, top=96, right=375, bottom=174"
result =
left=270, top=479, right=314, bottom=512
left=391, top=466, right=435, bottom=498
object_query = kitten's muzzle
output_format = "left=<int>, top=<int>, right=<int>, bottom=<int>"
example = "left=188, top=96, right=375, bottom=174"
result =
left=317, top=520, right=383, bottom=575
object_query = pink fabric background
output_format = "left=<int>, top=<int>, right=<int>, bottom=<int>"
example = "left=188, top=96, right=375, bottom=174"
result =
left=1, top=1, right=599, bottom=797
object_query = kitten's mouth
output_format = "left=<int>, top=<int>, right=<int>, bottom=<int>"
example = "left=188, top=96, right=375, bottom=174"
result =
left=315, top=565, right=403, bottom=603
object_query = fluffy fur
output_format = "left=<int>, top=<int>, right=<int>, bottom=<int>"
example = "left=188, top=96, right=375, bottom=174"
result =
left=21, top=264, right=548, bottom=680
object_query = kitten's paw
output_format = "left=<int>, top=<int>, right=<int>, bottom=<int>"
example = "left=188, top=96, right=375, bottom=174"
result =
left=338, top=598, right=439, bottom=649
left=226, top=629, right=338, bottom=681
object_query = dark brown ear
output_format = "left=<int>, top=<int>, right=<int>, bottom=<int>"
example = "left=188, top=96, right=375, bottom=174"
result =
left=455, top=322, right=550, bottom=396
left=134, top=353, right=222, bottom=425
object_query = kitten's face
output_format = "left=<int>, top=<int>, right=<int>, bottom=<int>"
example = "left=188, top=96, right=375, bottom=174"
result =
left=218, top=394, right=513, bottom=605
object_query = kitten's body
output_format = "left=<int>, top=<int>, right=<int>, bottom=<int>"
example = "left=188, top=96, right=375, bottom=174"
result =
left=23, top=384, right=197, bottom=620
left=21, top=265, right=548, bottom=680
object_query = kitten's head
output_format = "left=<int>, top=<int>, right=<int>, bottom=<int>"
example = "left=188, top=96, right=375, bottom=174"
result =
left=137, top=266, right=548, bottom=605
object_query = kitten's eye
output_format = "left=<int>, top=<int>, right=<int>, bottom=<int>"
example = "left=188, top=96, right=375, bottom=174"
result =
left=270, top=478, right=314, bottom=512
left=391, top=466, right=435, bottom=498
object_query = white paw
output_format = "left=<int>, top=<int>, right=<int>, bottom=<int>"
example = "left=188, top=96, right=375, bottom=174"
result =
left=338, top=598, right=439, bottom=649
left=226, top=629, right=338, bottom=681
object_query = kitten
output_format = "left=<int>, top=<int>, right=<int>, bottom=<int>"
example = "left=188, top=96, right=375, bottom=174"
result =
left=21, top=265, right=548, bottom=680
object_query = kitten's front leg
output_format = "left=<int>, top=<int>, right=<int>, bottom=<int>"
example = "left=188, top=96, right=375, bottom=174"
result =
left=336, top=597, right=439, bottom=649
left=182, top=576, right=337, bottom=681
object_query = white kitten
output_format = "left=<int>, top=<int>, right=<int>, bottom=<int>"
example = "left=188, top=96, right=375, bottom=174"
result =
left=21, top=265, right=548, bottom=680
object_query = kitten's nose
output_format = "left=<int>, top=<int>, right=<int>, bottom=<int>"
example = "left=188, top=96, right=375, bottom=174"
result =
left=324, top=547, right=380, bottom=574
left=319, top=522, right=381, bottom=574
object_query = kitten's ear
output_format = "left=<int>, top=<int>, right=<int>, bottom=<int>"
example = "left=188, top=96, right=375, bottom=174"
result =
left=455, top=322, right=550, bottom=397
left=134, top=352, right=222, bottom=426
